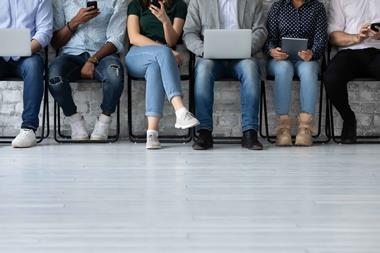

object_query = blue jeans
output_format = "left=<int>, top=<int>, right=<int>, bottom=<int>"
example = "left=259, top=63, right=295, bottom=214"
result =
left=125, top=45, right=183, bottom=117
left=0, top=55, right=44, bottom=130
left=267, top=59, right=320, bottom=115
left=49, top=53, right=124, bottom=116
left=194, top=57, right=261, bottom=132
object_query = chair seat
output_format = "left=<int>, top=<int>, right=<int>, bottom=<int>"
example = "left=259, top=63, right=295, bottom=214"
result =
left=266, top=74, right=322, bottom=81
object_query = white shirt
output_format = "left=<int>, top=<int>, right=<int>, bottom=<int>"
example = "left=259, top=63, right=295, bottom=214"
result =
left=328, top=0, right=380, bottom=50
left=218, top=0, right=239, bottom=30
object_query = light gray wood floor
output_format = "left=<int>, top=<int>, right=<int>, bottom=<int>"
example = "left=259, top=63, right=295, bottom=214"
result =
left=0, top=141, right=380, bottom=253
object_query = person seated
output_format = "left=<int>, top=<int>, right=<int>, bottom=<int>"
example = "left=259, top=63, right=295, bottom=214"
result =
left=49, top=0, right=127, bottom=141
left=324, top=0, right=380, bottom=144
left=126, top=0, right=199, bottom=149
left=183, top=0, right=267, bottom=150
left=264, top=0, right=327, bottom=146
left=0, top=0, right=52, bottom=148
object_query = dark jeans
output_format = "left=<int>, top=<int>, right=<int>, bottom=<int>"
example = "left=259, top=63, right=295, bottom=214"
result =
left=324, top=48, right=380, bottom=121
left=48, top=53, right=124, bottom=116
left=0, top=55, right=44, bottom=130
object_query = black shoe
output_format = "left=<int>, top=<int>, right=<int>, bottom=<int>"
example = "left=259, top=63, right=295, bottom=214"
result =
left=341, top=118, right=357, bottom=144
left=192, top=130, right=213, bottom=150
left=242, top=130, right=263, bottom=150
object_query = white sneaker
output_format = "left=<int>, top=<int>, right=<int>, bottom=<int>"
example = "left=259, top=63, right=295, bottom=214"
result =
left=90, top=114, right=112, bottom=141
left=67, top=113, right=89, bottom=140
left=12, top=129, right=37, bottom=148
left=146, top=130, right=161, bottom=149
left=175, top=108, right=200, bottom=129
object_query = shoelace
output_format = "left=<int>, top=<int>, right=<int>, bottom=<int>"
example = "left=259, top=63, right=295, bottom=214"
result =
left=184, top=112, right=195, bottom=120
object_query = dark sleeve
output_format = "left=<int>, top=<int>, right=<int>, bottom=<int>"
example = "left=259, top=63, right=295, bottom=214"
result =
left=174, top=1, right=188, bottom=20
left=127, top=0, right=141, bottom=16
left=311, top=2, right=328, bottom=60
left=264, top=2, right=280, bottom=57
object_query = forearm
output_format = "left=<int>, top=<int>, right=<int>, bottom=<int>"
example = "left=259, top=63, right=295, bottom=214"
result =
left=51, top=21, right=77, bottom=50
left=163, top=22, right=180, bottom=47
left=93, top=42, right=118, bottom=60
left=129, top=34, right=160, bottom=47
left=31, top=39, right=42, bottom=54
left=330, top=31, right=361, bottom=47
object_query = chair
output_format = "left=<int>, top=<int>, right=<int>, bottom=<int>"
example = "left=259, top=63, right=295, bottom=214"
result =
left=259, top=70, right=331, bottom=144
left=0, top=48, right=50, bottom=144
left=53, top=80, right=121, bottom=143
left=327, top=45, right=380, bottom=144
left=127, top=45, right=193, bottom=144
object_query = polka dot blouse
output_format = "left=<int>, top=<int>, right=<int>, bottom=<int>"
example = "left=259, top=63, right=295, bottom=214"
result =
left=264, top=0, right=328, bottom=60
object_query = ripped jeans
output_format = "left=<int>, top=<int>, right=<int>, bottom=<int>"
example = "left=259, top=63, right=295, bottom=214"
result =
left=48, top=53, right=124, bottom=116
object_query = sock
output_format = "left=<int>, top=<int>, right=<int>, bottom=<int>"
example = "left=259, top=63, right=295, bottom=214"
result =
left=175, top=107, right=188, bottom=118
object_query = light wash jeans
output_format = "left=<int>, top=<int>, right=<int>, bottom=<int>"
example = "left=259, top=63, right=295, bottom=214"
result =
left=125, top=45, right=183, bottom=117
left=0, top=55, right=44, bottom=130
left=267, top=59, right=320, bottom=115
left=194, top=57, right=261, bottom=132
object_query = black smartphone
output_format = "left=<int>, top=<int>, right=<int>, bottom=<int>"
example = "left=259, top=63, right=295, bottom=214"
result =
left=87, top=1, right=98, bottom=9
left=371, top=23, right=380, bottom=32
left=149, top=0, right=161, bottom=8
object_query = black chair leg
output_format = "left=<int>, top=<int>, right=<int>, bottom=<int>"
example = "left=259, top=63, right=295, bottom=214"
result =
left=54, top=101, right=120, bottom=144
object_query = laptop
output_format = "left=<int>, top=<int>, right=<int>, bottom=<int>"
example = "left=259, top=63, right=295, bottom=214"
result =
left=281, top=37, right=308, bottom=60
left=203, top=29, right=252, bottom=59
left=0, top=29, right=32, bottom=57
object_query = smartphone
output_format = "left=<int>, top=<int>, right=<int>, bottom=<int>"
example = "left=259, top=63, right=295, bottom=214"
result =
left=371, top=23, right=380, bottom=32
left=87, top=1, right=98, bottom=9
left=149, top=0, right=161, bottom=8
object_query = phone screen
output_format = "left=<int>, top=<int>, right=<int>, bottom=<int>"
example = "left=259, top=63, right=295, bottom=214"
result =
left=87, top=1, right=98, bottom=9
left=149, top=0, right=161, bottom=8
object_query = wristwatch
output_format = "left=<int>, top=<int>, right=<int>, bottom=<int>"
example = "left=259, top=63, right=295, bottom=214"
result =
left=88, top=55, right=99, bottom=65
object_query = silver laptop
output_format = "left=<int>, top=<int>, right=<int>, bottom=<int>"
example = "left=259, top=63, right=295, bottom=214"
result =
left=203, top=29, right=252, bottom=59
left=0, top=29, right=31, bottom=57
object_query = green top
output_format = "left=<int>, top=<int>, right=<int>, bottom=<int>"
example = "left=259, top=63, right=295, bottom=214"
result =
left=127, top=0, right=187, bottom=44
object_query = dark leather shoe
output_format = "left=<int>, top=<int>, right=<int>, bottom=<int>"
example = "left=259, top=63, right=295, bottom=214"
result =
left=192, top=130, right=213, bottom=150
left=341, top=118, right=357, bottom=144
left=242, top=130, right=263, bottom=150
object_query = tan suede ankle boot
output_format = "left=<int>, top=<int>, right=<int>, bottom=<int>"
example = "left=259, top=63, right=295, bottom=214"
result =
left=276, top=115, right=292, bottom=146
left=295, top=113, right=314, bottom=146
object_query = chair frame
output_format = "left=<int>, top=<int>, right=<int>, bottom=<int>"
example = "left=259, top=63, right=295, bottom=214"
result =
left=53, top=79, right=121, bottom=143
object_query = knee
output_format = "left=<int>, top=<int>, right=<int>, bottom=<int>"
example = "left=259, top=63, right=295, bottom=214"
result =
left=299, top=62, right=319, bottom=78
left=103, top=63, right=124, bottom=90
left=271, top=60, right=294, bottom=78
left=238, top=59, right=261, bottom=81
left=48, top=75, right=65, bottom=95
left=21, top=55, right=44, bottom=75
left=156, top=45, right=174, bottom=60
left=195, top=59, right=216, bottom=81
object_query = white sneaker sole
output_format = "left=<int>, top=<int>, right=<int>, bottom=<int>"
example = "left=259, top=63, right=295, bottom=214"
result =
left=146, top=144, right=162, bottom=150
left=71, top=136, right=90, bottom=141
left=12, top=141, right=37, bottom=148
left=175, top=121, right=200, bottom=130
left=90, top=135, right=108, bottom=141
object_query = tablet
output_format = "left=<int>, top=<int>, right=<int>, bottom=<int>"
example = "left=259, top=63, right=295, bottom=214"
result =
left=281, top=37, right=308, bottom=60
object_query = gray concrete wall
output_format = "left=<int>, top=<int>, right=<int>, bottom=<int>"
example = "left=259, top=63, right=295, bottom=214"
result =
left=1, top=0, right=379, bottom=139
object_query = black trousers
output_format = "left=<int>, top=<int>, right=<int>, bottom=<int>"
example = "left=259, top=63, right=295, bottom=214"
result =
left=324, top=48, right=380, bottom=121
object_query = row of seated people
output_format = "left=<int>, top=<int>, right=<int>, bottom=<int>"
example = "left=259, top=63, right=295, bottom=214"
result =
left=1, top=0, right=379, bottom=150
